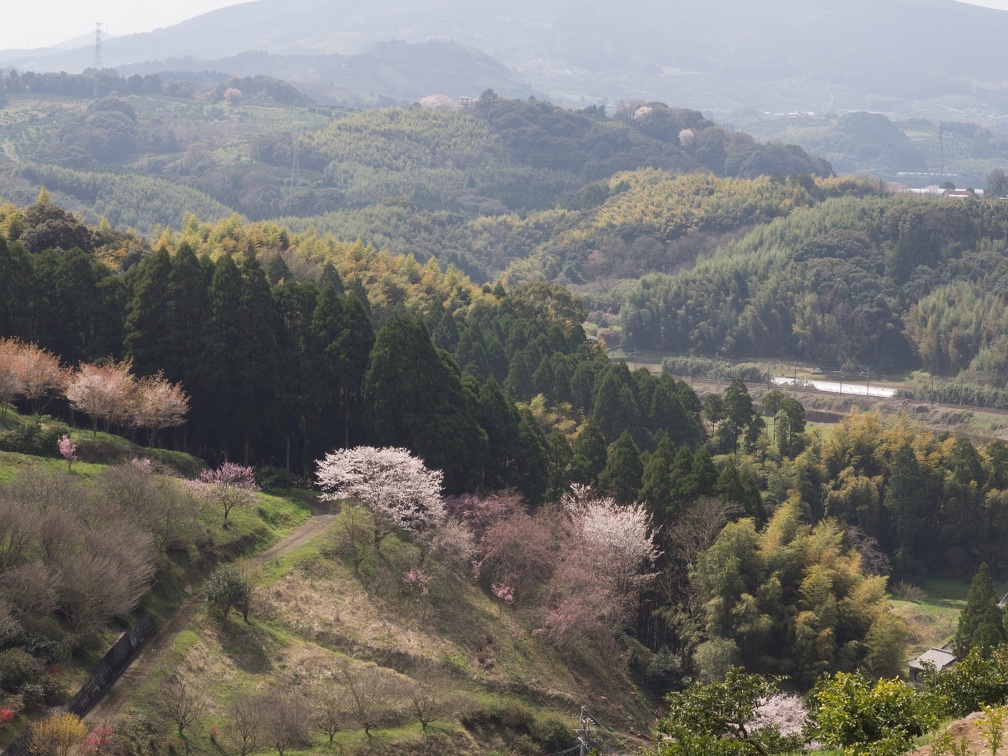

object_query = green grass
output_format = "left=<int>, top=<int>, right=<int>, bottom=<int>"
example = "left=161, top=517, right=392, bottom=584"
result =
left=888, top=576, right=1004, bottom=656
left=109, top=504, right=651, bottom=755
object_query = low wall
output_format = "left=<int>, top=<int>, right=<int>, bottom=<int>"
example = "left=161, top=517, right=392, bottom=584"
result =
left=2, top=613, right=157, bottom=755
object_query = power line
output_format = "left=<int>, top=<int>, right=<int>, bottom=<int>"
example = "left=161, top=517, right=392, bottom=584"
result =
left=578, top=706, right=639, bottom=755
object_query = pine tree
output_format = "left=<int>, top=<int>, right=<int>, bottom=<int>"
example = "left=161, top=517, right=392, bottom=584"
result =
left=956, top=563, right=1006, bottom=658
left=571, top=418, right=608, bottom=486
left=884, top=442, right=927, bottom=577
left=598, top=431, right=643, bottom=504
left=640, top=432, right=675, bottom=517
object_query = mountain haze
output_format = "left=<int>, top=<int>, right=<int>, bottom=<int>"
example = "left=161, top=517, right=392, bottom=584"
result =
left=2, top=0, right=1008, bottom=115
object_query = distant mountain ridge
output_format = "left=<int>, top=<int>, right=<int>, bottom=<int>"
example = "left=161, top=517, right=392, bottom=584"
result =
left=2, top=0, right=1008, bottom=114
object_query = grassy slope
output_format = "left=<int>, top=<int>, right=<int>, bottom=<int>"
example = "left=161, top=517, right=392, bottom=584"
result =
left=0, top=413, right=651, bottom=752
left=0, top=412, right=313, bottom=747
left=116, top=507, right=653, bottom=754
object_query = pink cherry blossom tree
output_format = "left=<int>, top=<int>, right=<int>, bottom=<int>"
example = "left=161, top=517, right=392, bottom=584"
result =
left=532, top=486, right=661, bottom=645
left=11, top=342, right=66, bottom=417
left=0, top=338, right=22, bottom=418
left=133, top=372, right=190, bottom=447
left=187, top=462, right=259, bottom=526
left=316, top=446, right=444, bottom=551
left=58, top=434, right=77, bottom=471
left=65, top=359, right=135, bottom=435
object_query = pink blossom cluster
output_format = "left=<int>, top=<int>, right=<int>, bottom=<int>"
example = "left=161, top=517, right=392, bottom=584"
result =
left=0, top=708, right=13, bottom=727
left=79, top=726, right=116, bottom=755
left=748, top=693, right=808, bottom=739
left=403, top=568, right=432, bottom=596
left=199, top=461, right=258, bottom=490
left=186, top=462, right=259, bottom=522
left=131, top=457, right=153, bottom=474
left=491, top=582, right=514, bottom=604
left=58, top=434, right=77, bottom=466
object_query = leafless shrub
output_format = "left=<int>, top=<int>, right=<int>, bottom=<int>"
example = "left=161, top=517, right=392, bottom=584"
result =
left=0, top=492, right=37, bottom=570
left=0, top=599, right=18, bottom=643
left=37, top=508, right=80, bottom=562
left=56, top=523, right=155, bottom=636
left=93, top=464, right=197, bottom=552
left=5, top=466, right=81, bottom=516
left=157, top=675, right=207, bottom=737
left=1, top=562, right=61, bottom=618
left=891, top=581, right=928, bottom=602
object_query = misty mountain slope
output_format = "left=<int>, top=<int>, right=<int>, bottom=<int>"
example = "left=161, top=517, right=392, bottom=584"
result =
left=3, top=0, right=1008, bottom=114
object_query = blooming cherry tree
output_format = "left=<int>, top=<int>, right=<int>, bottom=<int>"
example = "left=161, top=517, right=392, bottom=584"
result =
left=66, top=359, right=136, bottom=435
left=566, top=488, right=661, bottom=596
left=133, top=372, right=190, bottom=447
left=316, top=446, right=444, bottom=551
left=58, top=434, right=78, bottom=471
left=11, top=342, right=66, bottom=417
left=187, top=462, right=259, bottom=526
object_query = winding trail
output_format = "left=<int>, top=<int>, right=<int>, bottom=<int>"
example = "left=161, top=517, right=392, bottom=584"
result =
left=84, top=498, right=338, bottom=727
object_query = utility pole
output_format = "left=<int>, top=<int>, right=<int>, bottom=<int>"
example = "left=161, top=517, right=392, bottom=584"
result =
left=575, top=707, right=594, bottom=756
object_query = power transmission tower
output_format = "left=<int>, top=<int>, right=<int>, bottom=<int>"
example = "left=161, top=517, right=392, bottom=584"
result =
left=939, top=123, right=944, bottom=176
left=93, top=22, right=103, bottom=71
left=287, top=148, right=300, bottom=197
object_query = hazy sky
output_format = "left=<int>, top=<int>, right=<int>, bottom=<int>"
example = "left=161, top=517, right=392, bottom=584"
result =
left=1, top=0, right=1007, bottom=52
left=0, top=0, right=245, bottom=51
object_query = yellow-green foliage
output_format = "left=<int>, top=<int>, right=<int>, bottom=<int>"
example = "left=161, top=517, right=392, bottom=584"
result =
left=692, top=496, right=910, bottom=686
left=304, top=107, right=493, bottom=174
left=157, top=214, right=483, bottom=318
left=27, top=712, right=88, bottom=756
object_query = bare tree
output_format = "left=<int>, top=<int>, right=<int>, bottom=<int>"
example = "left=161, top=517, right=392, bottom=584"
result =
left=158, top=675, right=207, bottom=737
left=338, top=661, right=407, bottom=737
left=408, top=662, right=462, bottom=732
left=661, top=496, right=740, bottom=606
left=0, top=491, right=37, bottom=570
left=57, top=522, right=156, bottom=636
left=0, top=599, right=18, bottom=644
left=313, top=685, right=345, bottom=743
left=226, top=693, right=264, bottom=756
left=328, top=503, right=371, bottom=578
left=264, top=689, right=312, bottom=755
left=1, top=562, right=60, bottom=619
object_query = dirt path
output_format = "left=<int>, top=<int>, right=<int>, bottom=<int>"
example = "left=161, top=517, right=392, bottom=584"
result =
left=2, top=141, right=19, bottom=163
left=85, top=503, right=338, bottom=727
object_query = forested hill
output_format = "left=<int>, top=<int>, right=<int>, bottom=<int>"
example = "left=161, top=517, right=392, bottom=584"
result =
left=0, top=80, right=831, bottom=236
left=13, top=78, right=1008, bottom=386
